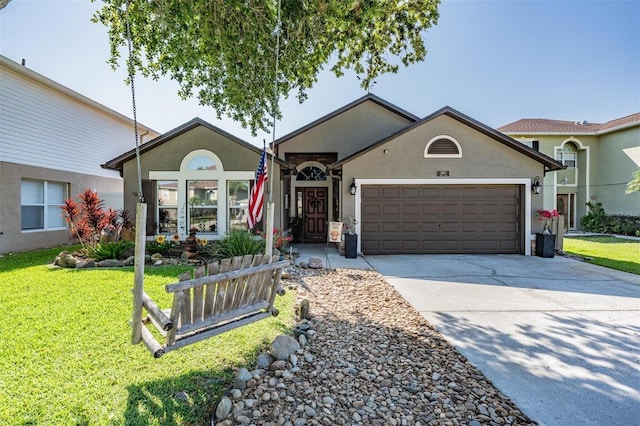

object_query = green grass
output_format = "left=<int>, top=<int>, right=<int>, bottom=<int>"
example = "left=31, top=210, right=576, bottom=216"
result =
left=563, top=236, right=640, bottom=275
left=0, top=246, right=295, bottom=425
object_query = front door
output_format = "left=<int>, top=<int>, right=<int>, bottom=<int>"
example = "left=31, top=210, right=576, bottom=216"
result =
left=303, top=187, right=327, bottom=241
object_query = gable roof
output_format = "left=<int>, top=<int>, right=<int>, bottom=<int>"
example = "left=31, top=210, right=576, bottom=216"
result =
left=497, top=112, right=640, bottom=135
left=102, top=117, right=287, bottom=172
left=273, top=93, right=419, bottom=146
left=333, top=106, right=565, bottom=172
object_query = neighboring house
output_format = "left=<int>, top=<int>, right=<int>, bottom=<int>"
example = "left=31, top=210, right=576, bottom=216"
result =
left=105, top=94, right=563, bottom=256
left=0, top=55, right=159, bottom=254
left=499, top=113, right=640, bottom=229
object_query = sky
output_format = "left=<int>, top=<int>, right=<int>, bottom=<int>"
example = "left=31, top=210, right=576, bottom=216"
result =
left=1, top=0, right=639, bottom=146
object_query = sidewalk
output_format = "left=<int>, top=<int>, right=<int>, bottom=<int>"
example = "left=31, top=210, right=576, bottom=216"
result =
left=289, top=243, right=372, bottom=270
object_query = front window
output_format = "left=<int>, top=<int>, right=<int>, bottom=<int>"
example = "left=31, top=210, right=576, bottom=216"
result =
left=21, top=179, right=68, bottom=231
left=188, top=180, right=218, bottom=233
left=158, top=180, right=178, bottom=233
left=228, top=180, right=249, bottom=231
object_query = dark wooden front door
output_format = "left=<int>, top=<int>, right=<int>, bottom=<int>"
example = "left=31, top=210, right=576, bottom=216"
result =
left=303, top=188, right=327, bottom=241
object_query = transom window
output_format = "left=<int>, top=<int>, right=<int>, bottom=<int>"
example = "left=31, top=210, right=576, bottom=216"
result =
left=296, top=166, right=326, bottom=181
left=187, top=156, right=216, bottom=171
left=424, top=135, right=462, bottom=158
left=21, top=179, right=68, bottom=231
left=557, top=145, right=576, bottom=168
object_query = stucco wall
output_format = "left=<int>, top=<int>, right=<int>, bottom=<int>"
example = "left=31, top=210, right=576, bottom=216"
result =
left=0, top=161, right=123, bottom=254
left=596, top=127, right=640, bottom=215
left=277, top=100, right=414, bottom=160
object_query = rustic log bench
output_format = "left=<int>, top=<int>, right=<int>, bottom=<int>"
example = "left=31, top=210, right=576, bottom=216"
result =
left=138, top=254, right=289, bottom=358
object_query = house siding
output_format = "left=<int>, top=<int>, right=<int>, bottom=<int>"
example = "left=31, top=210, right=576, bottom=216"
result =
left=0, top=56, right=159, bottom=254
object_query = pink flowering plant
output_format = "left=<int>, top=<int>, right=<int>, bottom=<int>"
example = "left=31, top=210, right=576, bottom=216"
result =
left=537, top=209, right=560, bottom=234
left=259, top=228, right=292, bottom=252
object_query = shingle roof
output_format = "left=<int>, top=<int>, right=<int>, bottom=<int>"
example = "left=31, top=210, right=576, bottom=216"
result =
left=497, top=112, right=640, bottom=134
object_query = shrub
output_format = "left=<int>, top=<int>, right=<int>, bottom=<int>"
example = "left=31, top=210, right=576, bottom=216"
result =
left=208, top=230, right=265, bottom=259
left=146, top=234, right=181, bottom=255
left=90, top=241, right=134, bottom=261
left=581, top=202, right=640, bottom=236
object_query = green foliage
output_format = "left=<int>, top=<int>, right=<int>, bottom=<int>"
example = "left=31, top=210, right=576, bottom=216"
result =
left=208, top=230, right=266, bottom=259
left=93, top=0, right=440, bottom=134
left=580, top=202, right=640, bottom=236
left=564, top=236, right=640, bottom=275
left=146, top=235, right=181, bottom=255
left=626, top=168, right=640, bottom=194
left=0, top=247, right=295, bottom=424
left=90, top=240, right=134, bottom=261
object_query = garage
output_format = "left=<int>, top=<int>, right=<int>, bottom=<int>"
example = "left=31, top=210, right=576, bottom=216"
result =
left=361, top=184, right=523, bottom=255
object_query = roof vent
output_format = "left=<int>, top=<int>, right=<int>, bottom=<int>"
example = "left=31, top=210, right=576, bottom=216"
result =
left=582, top=120, right=588, bottom=125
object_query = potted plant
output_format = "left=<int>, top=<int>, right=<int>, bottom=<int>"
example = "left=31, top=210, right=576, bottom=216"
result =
left=536, top=209, right=559, bottom=257
left=289, top=215, right=303, bottom=242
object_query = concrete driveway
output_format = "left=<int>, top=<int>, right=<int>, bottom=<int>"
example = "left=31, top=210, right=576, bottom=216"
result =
left=365, top=254, right=640, bottom=426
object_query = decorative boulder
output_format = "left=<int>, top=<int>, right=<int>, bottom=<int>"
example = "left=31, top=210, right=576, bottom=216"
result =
left=54, top=251, right=77, bottom=268
left=308, top=257, right=324, bottom=269
left=270, top=335, right=300, bottom=361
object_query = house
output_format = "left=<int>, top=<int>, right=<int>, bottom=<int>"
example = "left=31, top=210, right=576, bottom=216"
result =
left=105, top=94, right=564, bottom=256
left=0, top=55, right=159, bottom=254
left=499, top=113, right=640, bottom=229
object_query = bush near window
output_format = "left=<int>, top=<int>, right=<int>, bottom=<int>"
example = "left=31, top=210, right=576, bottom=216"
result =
left=580, top=202, right=640, bottom=236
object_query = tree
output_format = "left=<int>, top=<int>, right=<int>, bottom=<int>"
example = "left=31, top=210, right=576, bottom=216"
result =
left=626, top=168, right=640, bottom=194
left=93, top=0, right=440, bottom=134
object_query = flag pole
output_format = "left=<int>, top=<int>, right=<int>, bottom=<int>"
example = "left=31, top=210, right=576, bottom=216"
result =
left=264, top=140, right=274, bottom=256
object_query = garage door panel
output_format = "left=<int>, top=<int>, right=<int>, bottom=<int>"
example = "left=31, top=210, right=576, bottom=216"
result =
left=361, top=184, right=522, bottom=255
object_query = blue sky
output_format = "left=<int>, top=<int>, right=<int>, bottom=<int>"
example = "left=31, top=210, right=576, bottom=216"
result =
left=1, top=0, right=638, bottom=146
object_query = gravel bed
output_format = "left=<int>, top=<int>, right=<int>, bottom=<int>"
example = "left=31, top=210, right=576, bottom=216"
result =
left=214, top=266, right=536, bottom=426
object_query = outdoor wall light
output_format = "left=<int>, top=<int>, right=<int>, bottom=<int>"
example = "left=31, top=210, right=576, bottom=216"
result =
left=532, top=176, right=542, bottom=194
left=349, top=178, right=357, bottom=196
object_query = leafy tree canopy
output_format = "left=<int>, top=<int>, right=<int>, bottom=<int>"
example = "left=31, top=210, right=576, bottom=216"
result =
left=93, top=0, right=440, bottom=134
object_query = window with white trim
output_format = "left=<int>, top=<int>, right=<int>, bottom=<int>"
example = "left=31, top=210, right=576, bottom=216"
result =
left=424, top=135, right=462, bottom=158
left=21, top=179, right=68, bottom=231
left=557, top=145, right=576, bottom=168
left=158, top=180, right=178, bottom=233
left=228, top=180, right=250, bottom=231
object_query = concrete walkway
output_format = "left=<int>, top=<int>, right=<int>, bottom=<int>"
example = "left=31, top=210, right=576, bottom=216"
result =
left=365, top=254, right=640, bottom=426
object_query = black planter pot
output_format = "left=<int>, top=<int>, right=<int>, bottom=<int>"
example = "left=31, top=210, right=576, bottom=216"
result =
left=535, top=233, right=556, bottom=258
left=345, top=233, right=357, bottom=259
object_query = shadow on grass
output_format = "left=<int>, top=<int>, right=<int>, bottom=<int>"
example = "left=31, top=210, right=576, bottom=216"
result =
left=566, top=236, right=639, bottom=244
left=123, top=367, right=233, bottom=425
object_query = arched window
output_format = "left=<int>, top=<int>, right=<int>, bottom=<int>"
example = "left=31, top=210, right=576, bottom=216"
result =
left=296, top=166, right=326, bottom=181
left=424, top=135, right=462, bottom=158
left=187, top=156, right=216, bottom=170
left=557, top=145, right=576, bottom=168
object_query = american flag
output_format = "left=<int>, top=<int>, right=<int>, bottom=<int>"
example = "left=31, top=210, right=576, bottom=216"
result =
left=247, top=147, right=268, bottom=229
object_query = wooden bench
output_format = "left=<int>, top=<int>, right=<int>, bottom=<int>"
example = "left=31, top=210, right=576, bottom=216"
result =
left=138, top=254, right=289, bottom=358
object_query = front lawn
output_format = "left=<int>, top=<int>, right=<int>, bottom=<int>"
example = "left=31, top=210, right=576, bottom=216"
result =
left=0, top=246, right=295, bottom=425
left=563, top=236, right=640, bottom=275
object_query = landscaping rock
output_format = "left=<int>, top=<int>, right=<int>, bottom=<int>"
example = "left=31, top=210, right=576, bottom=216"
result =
left=214, top=396, right=232, bottom=420
left=212, top=267, right=535, bottom=426
left=256, top=353, right=274, bottom=369
left=270, top=335, right=300, bottom=361
left=54, top=251, right=77, bottom=268
left=124, top=256, right=135, bottom=266
left=307, top=257, right=324, bottom=269
left=96, top=259, right=124, bottom=267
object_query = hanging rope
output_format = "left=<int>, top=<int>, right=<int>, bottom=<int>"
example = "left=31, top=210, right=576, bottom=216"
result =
left=125, top=6, right=144, bottom=203
left=268, top=0, right=282, bottom=202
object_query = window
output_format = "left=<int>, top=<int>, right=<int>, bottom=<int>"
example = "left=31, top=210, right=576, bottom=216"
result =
left=296, top=166, right=326, bottom=181
left=557, top=146, right=576, bottom=167
left=187, top=156, right=216, bottom=170
left=424, top=135, right=462, bottom=158
left=158, top=180, right=178, bottom=233
left=228, top=180, right=249, bottom=231
left=188, top=180, right=218, bottom=233
left=21, top=179, right=68, bottom=231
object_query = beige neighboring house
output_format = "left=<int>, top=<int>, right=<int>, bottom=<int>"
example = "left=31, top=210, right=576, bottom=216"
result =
left=0, top=55, right=159, bottom=254
left=105, top=94, right=564, bottom=256
left=499, top=113, right=640, bottom=229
